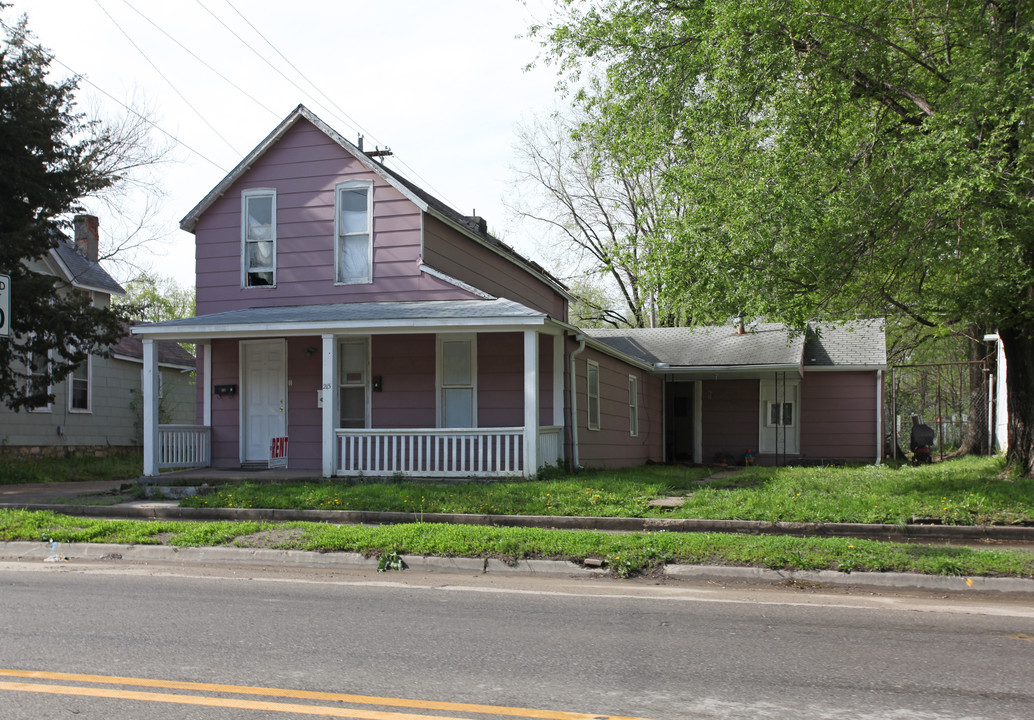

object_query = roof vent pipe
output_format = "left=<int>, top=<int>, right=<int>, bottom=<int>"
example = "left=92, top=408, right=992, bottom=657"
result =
left=568, top=333, right=587, bottom=471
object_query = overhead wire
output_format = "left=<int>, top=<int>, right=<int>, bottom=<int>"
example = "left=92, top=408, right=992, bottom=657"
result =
left=206, top=0, right=461, bottom=210
left=118, top=0, right=283, bottom=124
left=94, top=0, right=243, bottom=156
left=0, top=16, right=228, bottom=174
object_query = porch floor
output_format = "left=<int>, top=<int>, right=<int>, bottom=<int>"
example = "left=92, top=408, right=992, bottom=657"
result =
left=146, top=467, right=324, bottom=484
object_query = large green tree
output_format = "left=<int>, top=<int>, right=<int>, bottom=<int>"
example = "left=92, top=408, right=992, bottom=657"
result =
left=0, top=10, right=137, bottom=410
left=535, top=0, right=1034, bottom=472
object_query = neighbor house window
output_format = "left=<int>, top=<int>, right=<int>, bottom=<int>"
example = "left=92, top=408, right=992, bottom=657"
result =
left=628, top=375, right=638, bottom=437
left=339, top=338, right=369, bottom=428
left=242, top=189, right=276, bottom=287
left=438, top=335, right=475, bottom=428
left=586, top=359, right=600, bottom=431
left=26, top=347, right=52, bottom=413
left=69, top=356, right=91, bottom=413
left=335, top=180, right=373, bottom=284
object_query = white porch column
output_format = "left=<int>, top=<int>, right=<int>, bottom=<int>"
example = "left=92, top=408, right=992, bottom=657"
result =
left=321, top=334, right=337, bottom=478
left=552, top=333, right=565, bottom=461
left=202, top=342, right=212, bottom=427
left=523, top=329, right=539, bottom=476
left=142, top=338, right=160, bottom=476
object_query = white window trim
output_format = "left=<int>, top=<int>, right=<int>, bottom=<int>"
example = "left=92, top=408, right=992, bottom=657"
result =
left=436, top=333, right=477, bottom=429
left=334, top=179, right=374, bottom=285
left=628, top=374, right=639, bottom=437
left=68, top=354, right=92, bottom=414
left=338, top=336, right=371, bottom=429
left=764, top=400, right=795, bottom=428
left=241, top=188, right=277, bottom=289
left=586, top=359, right=600, bottom=431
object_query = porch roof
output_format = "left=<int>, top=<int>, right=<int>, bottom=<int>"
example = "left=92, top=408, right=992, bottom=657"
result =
left=130, top=297, right=551, bottom=339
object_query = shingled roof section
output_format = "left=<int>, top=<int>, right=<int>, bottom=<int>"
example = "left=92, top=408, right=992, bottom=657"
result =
left=50, top=238, right=125, bottom=296
left=587, top=323, right=806, bottom=368
left=587, top=320, right=885, bottom=370
left=803, top=320, right=887, bottom=368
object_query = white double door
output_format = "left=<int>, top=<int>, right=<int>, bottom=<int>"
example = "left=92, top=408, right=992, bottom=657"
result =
left=242, top=340, right=287, bottom=463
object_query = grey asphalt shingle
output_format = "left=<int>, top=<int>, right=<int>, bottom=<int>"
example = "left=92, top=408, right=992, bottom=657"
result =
left=588, top=320, right=885, bottom=369
left=51, top=239, right=125, bottom=295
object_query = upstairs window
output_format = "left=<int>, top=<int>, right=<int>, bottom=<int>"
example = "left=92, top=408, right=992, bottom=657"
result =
left=242, top=189, right=276, bottom=287
left=336, top=181, right=373, bottom=284
left=69, top=356, right=91, bottom=413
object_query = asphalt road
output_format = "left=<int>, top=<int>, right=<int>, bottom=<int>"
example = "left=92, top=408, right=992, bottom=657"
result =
left=1, top=560, right=1033, bottom=719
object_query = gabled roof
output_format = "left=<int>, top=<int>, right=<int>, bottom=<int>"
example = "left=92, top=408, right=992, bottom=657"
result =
left=803, top=320, right=887, bottom=368
left=179, top=104, right=570, bottom=301
left=587, top=320, right=886, bottom=372
left=49, top=237, right=125, bottom=296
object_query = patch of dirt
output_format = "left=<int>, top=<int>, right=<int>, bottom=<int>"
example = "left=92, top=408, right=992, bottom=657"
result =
left=233, top=527, right=307, bottom=549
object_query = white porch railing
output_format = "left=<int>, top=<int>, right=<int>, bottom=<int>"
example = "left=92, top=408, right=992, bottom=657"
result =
left=158, top=425, right=211, bottom=469
left=537, top=425, right=563, bottom=469
left=337, top=428, right=527, bottom=477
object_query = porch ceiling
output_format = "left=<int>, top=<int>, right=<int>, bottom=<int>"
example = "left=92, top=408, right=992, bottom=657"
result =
left=131, top=297, right=554, bottom=340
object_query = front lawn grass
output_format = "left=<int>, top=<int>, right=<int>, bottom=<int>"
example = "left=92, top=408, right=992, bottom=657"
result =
left=180, top=456, right=1034, bottom=526
left=4, top=509, right=1032, bottom=579
left=0, top=455, right=142, bottom=484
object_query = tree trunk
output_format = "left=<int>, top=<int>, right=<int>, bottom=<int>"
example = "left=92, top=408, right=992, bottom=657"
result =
left=953, top=326, right=989, bottom=456
left=999, top=327, right=1034, bottom=476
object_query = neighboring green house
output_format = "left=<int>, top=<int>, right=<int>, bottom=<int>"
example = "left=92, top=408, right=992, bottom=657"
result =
left=0, top=215, right=195, bottom=457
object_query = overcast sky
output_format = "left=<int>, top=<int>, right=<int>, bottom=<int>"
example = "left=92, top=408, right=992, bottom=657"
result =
left=9, top=0, right=565, bottom=288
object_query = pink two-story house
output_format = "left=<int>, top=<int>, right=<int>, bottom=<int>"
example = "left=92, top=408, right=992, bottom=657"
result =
left=133, top=105, right=884, bottom=478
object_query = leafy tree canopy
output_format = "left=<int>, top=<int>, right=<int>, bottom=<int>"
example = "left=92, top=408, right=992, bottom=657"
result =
left=0, top=8, right=139, bottom=410
left=534, top=0, right=1034, bottom=471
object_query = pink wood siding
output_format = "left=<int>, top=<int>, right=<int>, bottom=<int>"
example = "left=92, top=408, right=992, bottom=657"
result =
left=800, top=371, right=879, bottom=461
left=208, top=339, right=241, bottom=468
left=574, top=345, right=663, bottom=468
left=538, top=334, right=556, bottom=427
left=478, top=332, right=522, bottom=427
left=194, top=119, right=473, bottom=315
left=422, top=215, right=567, bottom=319
left=700, top=379, right=759, bottom=464
left=285, top=336, right=322, bottom=469
left=371, top=334, right=436, bottom=428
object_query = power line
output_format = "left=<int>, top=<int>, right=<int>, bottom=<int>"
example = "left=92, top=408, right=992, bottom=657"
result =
left=0, top=16, right=228, bottom=174
left=204, top=0, right=460, bottom=209
left=95, top=0, right=242, bottom=156
left=118, top=0, right=283, bottom=123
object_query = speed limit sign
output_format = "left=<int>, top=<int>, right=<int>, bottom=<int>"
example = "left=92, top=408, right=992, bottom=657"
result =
left=0, top=273, right=9, bottom=337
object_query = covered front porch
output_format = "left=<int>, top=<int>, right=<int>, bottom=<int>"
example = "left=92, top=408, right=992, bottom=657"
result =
left=133, top=299, right=568, bottom=479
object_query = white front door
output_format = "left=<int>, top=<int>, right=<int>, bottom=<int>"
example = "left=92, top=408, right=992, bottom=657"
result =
left=242, top=340, right=287, bottom=463
left=759, top=376, right=800, bottom=455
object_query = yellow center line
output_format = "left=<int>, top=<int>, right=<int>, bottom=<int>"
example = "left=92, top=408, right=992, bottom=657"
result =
left=0, top=669, right=660, bottom=720
left=0, top=680, right=472, bottom=719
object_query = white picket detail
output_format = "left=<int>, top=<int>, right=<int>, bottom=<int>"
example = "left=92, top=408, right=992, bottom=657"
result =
left=337, top=428, right=526, bottom=477
left=158, top=425, right=211, bottom=469
left=537, top=426, right=562, bottom=469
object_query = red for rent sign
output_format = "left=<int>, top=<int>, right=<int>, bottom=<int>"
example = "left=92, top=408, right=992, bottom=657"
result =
left=269, top=436, right=288, bottom=468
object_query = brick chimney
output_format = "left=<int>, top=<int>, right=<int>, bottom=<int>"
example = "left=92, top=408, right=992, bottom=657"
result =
left=73, top=214, right=100, bottom=262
